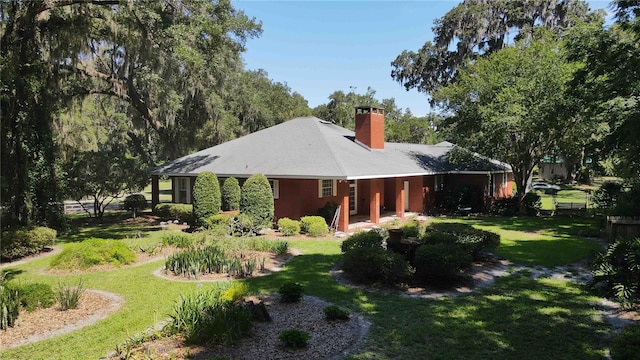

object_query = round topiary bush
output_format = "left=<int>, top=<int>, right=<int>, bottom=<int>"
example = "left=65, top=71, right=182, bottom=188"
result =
left=192, top=172, right=221, bottom=225
left=123, top=193, right=148, bottom=217
left=277, top=218, right=300, bottom=236
left=240, top=174, right=274, bottom=230
left=222, top=177, right=241, bottom=211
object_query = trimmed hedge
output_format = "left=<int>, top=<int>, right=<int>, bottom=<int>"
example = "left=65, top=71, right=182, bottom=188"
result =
left=50, top=238, right=136, bottom=269
left=342, top=246, right=413, bottom=285
left=222, top=177, right=241, bottom=211
left=0, top=227, right=57, bottom=261
left=240, top=174, right=274, bottom=230
left=341, top=231, right=384, bottom=253
left=192, top=172, right=221, bottom=225
left=413, top=243, right=473, bottom=284
left=424, top=223, right=500, bottom=260
left=300, top=216, right=329, bottom=237
left=153, top=203, right=194, bottom=224
left=123, top=194, right=148, bottom=214
left=277, top=218, right=300, bottom=236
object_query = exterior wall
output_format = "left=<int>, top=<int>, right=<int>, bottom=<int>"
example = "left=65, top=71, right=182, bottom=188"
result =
left=423, top=175, right=435, bottom=212
left=272, top=178, right=343, bottom=221
left=540, top=163, right=568, bottom=181
left=407, top=176, right=423, bottom=212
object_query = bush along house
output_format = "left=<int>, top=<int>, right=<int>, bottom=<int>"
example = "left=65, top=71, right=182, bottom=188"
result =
left=151, top=106, right=513, bottom=232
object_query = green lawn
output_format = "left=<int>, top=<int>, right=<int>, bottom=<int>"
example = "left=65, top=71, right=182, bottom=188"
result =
left=0, top=215, right=612, bottom=359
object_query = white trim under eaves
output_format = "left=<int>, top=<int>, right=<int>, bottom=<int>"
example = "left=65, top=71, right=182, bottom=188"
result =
left=153, top=170, right=513, bottom=180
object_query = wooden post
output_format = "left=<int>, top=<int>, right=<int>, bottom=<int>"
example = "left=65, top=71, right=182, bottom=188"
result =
left=395, top=177, right=405, bottom=218
left=370, top=179, right=381, bottom=224
left=151, top=175, right=160, bottom=208
left=338, top=180, right=350, bottom=232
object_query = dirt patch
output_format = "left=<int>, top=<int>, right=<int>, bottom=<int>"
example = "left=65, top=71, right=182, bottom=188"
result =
left=0, top=289, right=124, bottom=350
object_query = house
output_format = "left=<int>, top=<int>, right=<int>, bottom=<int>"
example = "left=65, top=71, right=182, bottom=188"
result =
left=151, top=106, right=513, bottom=232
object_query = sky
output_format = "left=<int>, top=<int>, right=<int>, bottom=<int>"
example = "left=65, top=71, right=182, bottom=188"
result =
left=233, top=1, right=612, bottom=117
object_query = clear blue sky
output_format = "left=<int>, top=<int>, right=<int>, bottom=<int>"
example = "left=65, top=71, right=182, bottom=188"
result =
left=234, top=0, right=612, bottom=117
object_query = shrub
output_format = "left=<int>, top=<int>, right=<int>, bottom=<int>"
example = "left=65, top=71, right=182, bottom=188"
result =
left=612, top=183, right=640, bottom=216
left=611, top=324, right=640, bottom=360
left=277, top=218, right=301, bottom=236
left=0, top=226, right=57, bottom=261
left=50, top=238, right=136, bottom=269
left=161, top=232, right=203, bottom=248
left=221, top=177, right=241, bottom=211
left=240, top=174, right=274, bottom=230
left=425, top=223, right=500, bottom=260
left=592, top=181, right=623, bottom=212
left=0, top=273, right=20, bottom=330
left=279, top=282, right=304, bottom=303
left=341, top=231, right=384, bottom=253
left=342, top=246, right=413, bottom=285
left=521, top=192, right=541, bottom=216
left=324, top=305, right=350, bottom=321
left=153, top=203, right=194, bottom=224
left=318, top=201, right=339, bottom=225
left=413, top=243, right=473, bottom=285
left=192, top=172, right=221, bottom=226
left=231, top=213, right=255, bottom=236
left=203, top=213, right=234, bottom=236
left=56, top=280, right=85, bottom=311
left=220, top=282, right=250, bottom=303
left=300, top=216, right=328, bottom=236
left=166, top=285, right=252, bottom=345
left=592, top=237, right=640, bottom=307
left=278, top=329, right=310, bottom=348
left=490, top=196, right=518, bottom=216
left=123, top=194, right=147, bottom=216
left=11, top=282, right=55, bottom=312
left=400, top=221, right=421, bottom=238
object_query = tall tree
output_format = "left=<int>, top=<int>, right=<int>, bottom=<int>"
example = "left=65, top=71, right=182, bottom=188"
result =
left=565, top=1, right=640, bottom=179
left=432, top=34, right=577, bottom=209
left=391, top=0, right=595, bottom=98
left=0, top=0, right=261, bottom=228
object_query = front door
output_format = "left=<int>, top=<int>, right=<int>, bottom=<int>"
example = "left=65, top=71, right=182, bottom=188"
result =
left=404, top=181, right=410, bottom=211
left=349, top=181, right=358, bottom=215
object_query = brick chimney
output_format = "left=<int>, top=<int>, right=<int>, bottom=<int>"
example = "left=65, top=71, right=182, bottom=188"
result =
left=354, top=106, right=385, bottom=150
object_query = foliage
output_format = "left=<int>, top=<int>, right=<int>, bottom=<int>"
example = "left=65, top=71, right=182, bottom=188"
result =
left=341, top=231, right=385, bottom=253
left=611, top=324, right=640, bottom=360
left=592, top=237, right=640, bottom=307
left=592, top=181, right=623, bottom=212
left=317, top=201, right=339, bottom=225
left=0, top=226, right=57, bottom=261
left=165, top=246, right=261, bottom=279
left=0, top=272, right=20, bottom=330
left=56, top=280, right=85, bottom=311
left=300, top=216, right=329, bottom=236
left=161, top=232, right=205, bottom=248
left=433, top=185, right=484, bottom=214
left=9, top=282, right=56, bottom=312
left=490, top=197, right=519, bottom=216
left=192, top=172, right=221, bottom=226
left=413, top=243, right=473, bottom=285
left=277, top=218, right=301, bottom=236
left=613, top=183, right=640, bottom=216
left=391, top=0, right=593, bottom=95
left=324, top=305, right=351, bottom=321
left=50, top=238, right=136, bottom=269
left=425, top=223, right=501, bottom=260
left=231, top=213, right=255, bottom=236
left=153, top=204, right=194, bottom=224
left=221, top=177, right=241, bottom=211
left=278, top=282, right=304, bottom=303
left=123, top=194, right=148, bottom=216
left=521, top=192, right=542, bottom=216
left=278, top=329, right=310, bottom=348
left=342, top=246, right=414, bottom=285
left=400, top=221, right=421, bottom=238
left=220, top=282, right=250, bottom=303
left=240, top=174, right=274, bottom=230
left=165, top=285, right=251, bottom=345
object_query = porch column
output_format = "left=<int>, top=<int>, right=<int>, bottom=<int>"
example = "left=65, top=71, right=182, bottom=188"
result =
left=395, top=177, right=405, bottom=218
left=151, top=175, right=160, bottom=208
left=370, top=179, right=382, bottom=224
left=337, top=180, right=350, bottom=232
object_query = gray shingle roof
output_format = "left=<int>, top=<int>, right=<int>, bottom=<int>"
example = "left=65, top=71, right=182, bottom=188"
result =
left=152, top=117, right=511, bottom=179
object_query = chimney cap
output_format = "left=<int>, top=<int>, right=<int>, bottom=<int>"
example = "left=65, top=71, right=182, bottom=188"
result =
left=354, top=105, right=385, bottom=114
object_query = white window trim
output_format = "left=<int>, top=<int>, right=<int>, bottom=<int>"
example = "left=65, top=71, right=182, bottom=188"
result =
left=318, top=179, right=337, bottom=198
left=269, top=179, right=279, bottom=199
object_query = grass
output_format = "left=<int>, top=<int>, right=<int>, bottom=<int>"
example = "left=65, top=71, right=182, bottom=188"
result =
left=142, top=179, right=172, bottom=202
left=0, top=213, right=613, bottom=359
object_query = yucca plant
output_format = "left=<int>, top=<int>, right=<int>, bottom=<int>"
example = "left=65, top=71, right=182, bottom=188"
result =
left=0, top=271, right=20, bottom=330
left=56, top=280, right=85, bottom=311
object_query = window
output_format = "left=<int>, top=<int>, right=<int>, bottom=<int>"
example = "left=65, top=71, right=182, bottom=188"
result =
left=268, top=179, right=279, bottom=199
left=502, top=173, right=508, bottom=188
left=434, top=175, right=444, bottom=192
left=175, top=177, right=191, bottom=204
left=318, top=179, right=337, bottom=198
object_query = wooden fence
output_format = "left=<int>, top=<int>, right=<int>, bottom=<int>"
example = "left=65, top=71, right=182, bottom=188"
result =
left=606, top=216, right=640, bottom=242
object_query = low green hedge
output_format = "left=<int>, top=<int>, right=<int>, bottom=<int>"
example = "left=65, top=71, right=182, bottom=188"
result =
left=277, top=218, right=300, bottom=236
left=413, top=243, right=473, bottom=285
left=7, top=282, right=56, bottom=312
left=0, top=227, right=57, bottom=261
left=153, top=203, right=194, bottom=224
left=300, top=216, right=328, bottom=237
left=50, top=238, right=136, bottom=269
left=341, top=231, right=384, bottom=253
left=424, top=223, right=500, bottom=260
left=342, top=246, right=413, bottom=285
